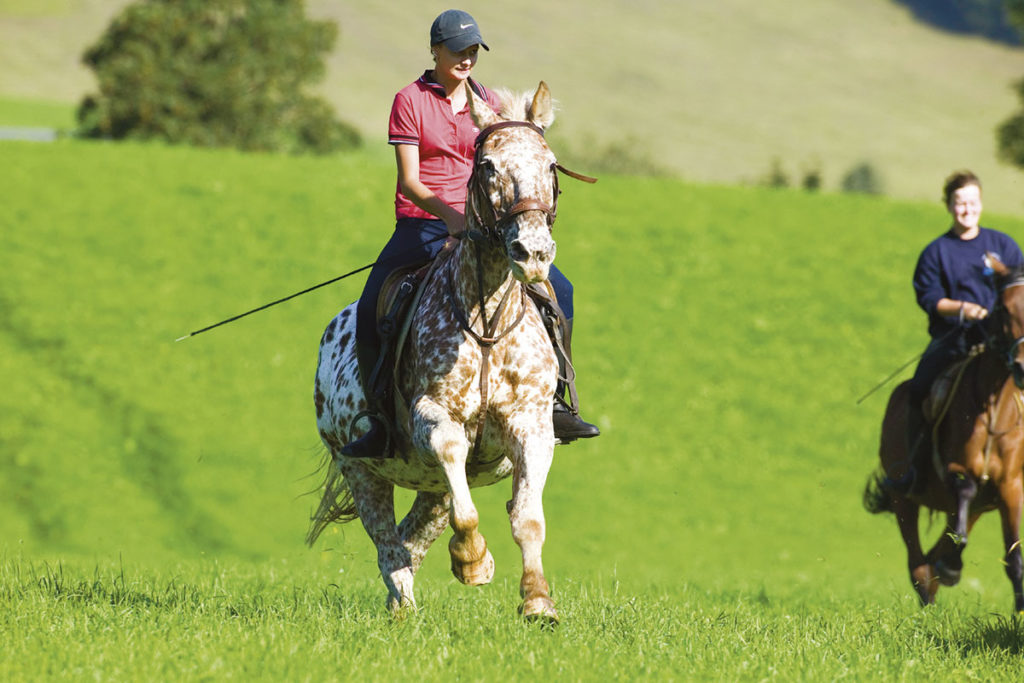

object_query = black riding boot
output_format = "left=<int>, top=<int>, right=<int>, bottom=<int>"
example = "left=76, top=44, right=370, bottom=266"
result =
left=552, top=318, right=600, bottom=442
left=340, top=340, right=390, bottom=459
left=885, top=400, right=928, bottom=496
left=525, top=286, right=600, bottom=443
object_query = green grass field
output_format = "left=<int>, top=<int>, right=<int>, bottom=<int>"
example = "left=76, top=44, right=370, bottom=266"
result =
left=4, top=136, right=1024, bottom=679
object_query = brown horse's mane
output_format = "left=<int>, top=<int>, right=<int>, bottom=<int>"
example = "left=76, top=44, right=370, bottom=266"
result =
left=995, top=264, right=1024, bottom=289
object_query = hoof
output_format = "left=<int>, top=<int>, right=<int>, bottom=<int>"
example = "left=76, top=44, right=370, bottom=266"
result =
left=387, top=595, right=417, bottom=620
left=519, top=596, right=559, bottom=626
left=934, top=559, right=961, bottom=587
left=451, top=549, right=494, bottom=586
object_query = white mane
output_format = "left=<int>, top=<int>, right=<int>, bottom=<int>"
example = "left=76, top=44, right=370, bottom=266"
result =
left=493, top=87, right=557, bottom=129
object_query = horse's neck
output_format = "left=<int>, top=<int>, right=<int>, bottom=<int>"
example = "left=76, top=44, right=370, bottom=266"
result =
left=979, top=351, right=1011, bottom=391
left=452, top=240, right=521, bottom=330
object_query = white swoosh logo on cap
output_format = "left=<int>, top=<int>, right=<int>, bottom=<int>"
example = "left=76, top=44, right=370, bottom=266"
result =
left=460, top=23, right=474, bottom=29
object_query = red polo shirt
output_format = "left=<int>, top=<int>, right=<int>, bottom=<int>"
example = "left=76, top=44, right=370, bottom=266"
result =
left=388, top=71, right=501, bottom=221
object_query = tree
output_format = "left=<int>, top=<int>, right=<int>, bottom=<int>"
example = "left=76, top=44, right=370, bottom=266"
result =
left=77, top=0, right=359, bottom=154
left=890, top=0, right=1021, bottom=44
left=997, top=1, right=1024, bottom=168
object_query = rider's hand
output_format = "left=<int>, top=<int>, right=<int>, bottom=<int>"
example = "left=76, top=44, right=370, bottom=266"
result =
left=445, top=212, right=466, bottom=238
left=961, top=301, right=989, bottom=321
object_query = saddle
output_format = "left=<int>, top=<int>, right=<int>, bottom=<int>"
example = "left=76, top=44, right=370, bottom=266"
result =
left=356, top=258, right=440, bottom=458
left=921, top=347, right=984, bottom=423
left=359, top=250, right=573, bottom=459
left=915, top=346, right=985, bottom=481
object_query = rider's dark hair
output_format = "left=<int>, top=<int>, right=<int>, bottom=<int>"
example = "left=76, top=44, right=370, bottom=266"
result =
left=942, top=170, right=981, bottom=206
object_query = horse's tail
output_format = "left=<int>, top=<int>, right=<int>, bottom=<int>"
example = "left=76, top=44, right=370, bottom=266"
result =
left=862, top=469, right=894, bottom=515
left=305, top=454, right=359, bottom=546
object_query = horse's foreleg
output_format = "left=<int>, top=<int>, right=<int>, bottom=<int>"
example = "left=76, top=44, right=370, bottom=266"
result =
left=998, top=476, right=1024, bottom=613
left=397, top=490, right=451, bottom=575
left=414, top=398, right=493, bottom=586
left=948, top=470, right=978, bottom=546
left=893, top=496, right=936, bottom=605
left=507, top=433, right=557, bottom=624
left=340, top=463, right=416, bottom=615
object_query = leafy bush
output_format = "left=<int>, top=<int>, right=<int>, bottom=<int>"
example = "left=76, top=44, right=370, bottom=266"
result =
left=762, top=158, right=790, bottom=188
left=76, top=0, right=360, bottom=154
left=841, top=162, right=885, bottom=195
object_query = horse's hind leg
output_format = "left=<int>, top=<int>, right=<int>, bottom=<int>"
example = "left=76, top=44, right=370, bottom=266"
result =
left=893, top=496, right=938, bottom=605
left=397, top=490, right=451, bottom=575
left=998, top=477, right=1024, bottom=613
left=341, top=463, right=416, bottom=614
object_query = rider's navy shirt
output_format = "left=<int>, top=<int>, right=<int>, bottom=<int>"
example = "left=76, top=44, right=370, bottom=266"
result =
left=913, top=226, right=1024, bottom=339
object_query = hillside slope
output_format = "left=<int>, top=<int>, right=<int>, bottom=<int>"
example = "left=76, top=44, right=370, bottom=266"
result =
left=2, top=1, right=1024, bottom=211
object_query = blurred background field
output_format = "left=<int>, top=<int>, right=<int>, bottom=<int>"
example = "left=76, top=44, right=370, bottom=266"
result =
left=4, top=0, right=1024, bottom=209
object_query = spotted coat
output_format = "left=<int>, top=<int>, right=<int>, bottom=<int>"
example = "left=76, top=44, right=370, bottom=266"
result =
left=310, top=82, right=566, bottom=623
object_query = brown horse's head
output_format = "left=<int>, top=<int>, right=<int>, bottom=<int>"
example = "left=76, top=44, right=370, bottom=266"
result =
left=988, top=253, right=1024, bottom=389
left=465, top=82, right=559, bottom=284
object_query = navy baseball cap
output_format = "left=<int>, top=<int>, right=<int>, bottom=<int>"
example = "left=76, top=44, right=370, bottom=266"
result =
left=430, top=9, right=489, bottom=52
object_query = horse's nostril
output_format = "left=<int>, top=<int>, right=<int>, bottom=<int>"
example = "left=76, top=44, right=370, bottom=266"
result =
left=509, top=240, right=529, bottom=262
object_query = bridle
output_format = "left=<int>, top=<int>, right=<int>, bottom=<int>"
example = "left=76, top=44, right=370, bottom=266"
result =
left=465, top=120, right=595, bottom=244
left=450, top=118, right=596, bottom=461
left=987, top=272, right=1024, bottom=382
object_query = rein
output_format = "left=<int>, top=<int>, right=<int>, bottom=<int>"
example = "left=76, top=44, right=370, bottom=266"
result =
left=940, top=273, right=1024, bottom=481
left=445, top=249, right=528, bottom=461
left=446, top=118, right=595, bottom=461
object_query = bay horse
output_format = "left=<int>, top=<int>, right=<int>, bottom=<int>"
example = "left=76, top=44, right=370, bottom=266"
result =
left=308, top=82, right=573, bottom=623
left=865, top=256, right=1024, bottom=613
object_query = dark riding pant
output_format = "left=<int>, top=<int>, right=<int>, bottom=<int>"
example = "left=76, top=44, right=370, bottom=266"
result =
left=908, top=337, right=966, bottom=406
left=908, top=321, right=992, bottom=406
left=355, top=217, right=575, bottom=355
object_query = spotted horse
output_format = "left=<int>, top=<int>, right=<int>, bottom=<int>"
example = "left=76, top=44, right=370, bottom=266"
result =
left=308, top=82, right=590, bottom=624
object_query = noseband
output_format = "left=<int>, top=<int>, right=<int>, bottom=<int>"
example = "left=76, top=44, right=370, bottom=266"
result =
left=466, top=120, right=595, bottom=244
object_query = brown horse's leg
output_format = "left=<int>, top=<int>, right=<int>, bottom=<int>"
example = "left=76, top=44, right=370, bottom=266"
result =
left=893, top=496, right=937, bottom=605
left=507, top=438, right=557, bottom=624
left=998, top=477, right=1024, bottom=613
left=397, top=490, right=451, bottom=575
left=948, top=470, right=978, bottom=546
left=923, top=471, right=979, bottom=588
left=340, top=462, right=416, bottom=614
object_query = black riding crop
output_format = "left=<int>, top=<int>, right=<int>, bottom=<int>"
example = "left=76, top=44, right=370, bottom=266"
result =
left=175, top=233, right=449, bottom=341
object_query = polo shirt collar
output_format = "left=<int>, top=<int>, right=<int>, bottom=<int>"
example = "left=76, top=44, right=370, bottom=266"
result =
left=419, top=70, right=483, bottom=100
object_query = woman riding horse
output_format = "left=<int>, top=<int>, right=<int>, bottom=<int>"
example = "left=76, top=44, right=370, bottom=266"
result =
left=867, top=253, right=1024, bottom=611
left=311, top=79, right=578, bottom=621
left=886, top=170, right=1024, bottom=495
left=343, top=9, right=599, bottom=457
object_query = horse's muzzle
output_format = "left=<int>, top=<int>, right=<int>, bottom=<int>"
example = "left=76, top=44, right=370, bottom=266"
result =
left=507, top=229, right=555, bottom=284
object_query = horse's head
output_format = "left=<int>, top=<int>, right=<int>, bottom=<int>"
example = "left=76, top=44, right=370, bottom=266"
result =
left=465, top=82, right=559, bottom=284
left=989, top=253, right=1024, bottom=389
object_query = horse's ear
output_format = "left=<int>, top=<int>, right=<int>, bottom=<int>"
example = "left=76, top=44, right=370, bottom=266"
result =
left=988, top=252, right=1010, bottom=276
left=527, top=81, right=555, bottom=130
left=467, top=82, right=500, bottom=130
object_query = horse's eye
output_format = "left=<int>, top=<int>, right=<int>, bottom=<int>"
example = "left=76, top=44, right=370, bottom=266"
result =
left=480, top=158, right=496, bottom=174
